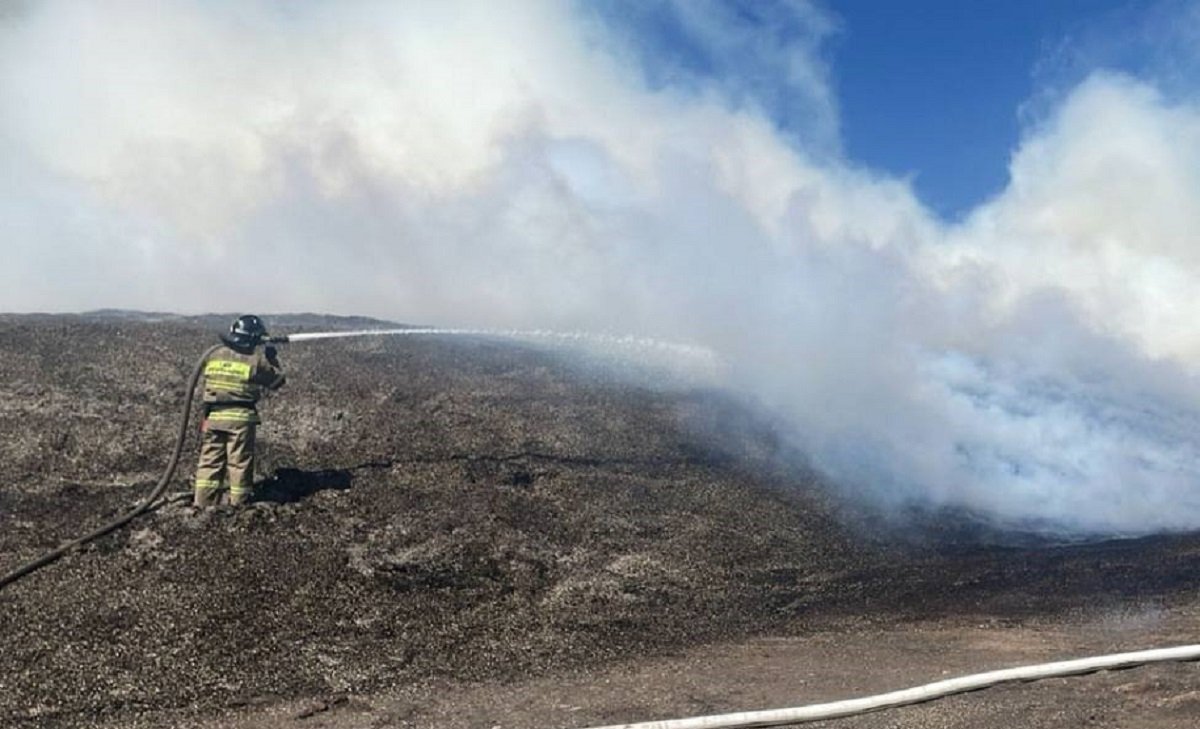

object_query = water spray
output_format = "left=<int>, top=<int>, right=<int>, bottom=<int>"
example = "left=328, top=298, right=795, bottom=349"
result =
left=271, top=327, right=725, bottom=388
left=270, top=327, right=720, bottom=368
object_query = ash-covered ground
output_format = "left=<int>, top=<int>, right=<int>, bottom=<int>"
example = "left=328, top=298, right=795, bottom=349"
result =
left=1, top=313, right=1198, bottom=729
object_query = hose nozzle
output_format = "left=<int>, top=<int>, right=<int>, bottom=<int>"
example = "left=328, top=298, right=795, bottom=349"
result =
left=264, top=334, right=290, bottom=344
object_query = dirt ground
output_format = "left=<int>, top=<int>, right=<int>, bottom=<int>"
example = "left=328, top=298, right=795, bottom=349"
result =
left=193, top=611, right=1200, bottom=729
left=1, top=313, right=1197, bottom=729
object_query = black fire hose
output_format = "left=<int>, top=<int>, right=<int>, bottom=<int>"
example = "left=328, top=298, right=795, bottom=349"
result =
left=0, top=343, right=223, bottom=591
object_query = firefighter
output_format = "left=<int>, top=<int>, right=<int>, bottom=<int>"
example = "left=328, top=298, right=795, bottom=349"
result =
left=193, top=315, right=286, bottom=507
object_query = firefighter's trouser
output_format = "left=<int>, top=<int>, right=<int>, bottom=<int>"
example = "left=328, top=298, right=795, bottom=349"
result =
left=194, top=422, right=256, bottom=506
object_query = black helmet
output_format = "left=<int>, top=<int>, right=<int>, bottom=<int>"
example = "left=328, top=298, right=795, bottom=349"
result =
left=228, top=314, right=268, bottom=347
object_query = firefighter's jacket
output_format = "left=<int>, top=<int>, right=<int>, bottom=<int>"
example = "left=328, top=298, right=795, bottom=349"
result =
left=201, top=340, right=286, bottom=429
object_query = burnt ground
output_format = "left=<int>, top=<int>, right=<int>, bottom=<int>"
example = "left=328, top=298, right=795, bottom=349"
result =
left=0, top=313, right=1198, bottom=729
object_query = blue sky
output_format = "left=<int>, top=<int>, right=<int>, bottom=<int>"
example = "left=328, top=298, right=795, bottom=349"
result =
left=831, top=0, right=1143, bottom=219
left=592, top=0, right=1191, bottom=220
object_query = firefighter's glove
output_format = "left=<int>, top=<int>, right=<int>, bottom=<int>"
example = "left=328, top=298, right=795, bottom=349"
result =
left=264, top=345, right=281, bottom=366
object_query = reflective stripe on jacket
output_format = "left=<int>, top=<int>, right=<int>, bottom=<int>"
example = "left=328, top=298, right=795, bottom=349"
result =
left=201, top=344, right=285, bottom=426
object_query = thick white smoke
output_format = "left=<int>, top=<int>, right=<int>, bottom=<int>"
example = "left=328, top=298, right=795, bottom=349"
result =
left=3, top=1, right=1200, bottom=535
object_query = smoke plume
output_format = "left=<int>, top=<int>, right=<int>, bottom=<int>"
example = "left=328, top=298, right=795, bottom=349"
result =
left=4, top=0, right=1200, bottom=535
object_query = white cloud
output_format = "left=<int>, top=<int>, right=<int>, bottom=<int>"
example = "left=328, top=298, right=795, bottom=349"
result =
left=938, top=74, right=1200, bottom=362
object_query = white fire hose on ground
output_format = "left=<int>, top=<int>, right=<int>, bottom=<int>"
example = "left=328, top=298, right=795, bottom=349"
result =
left=581, top=644, right=1200, bottom=729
